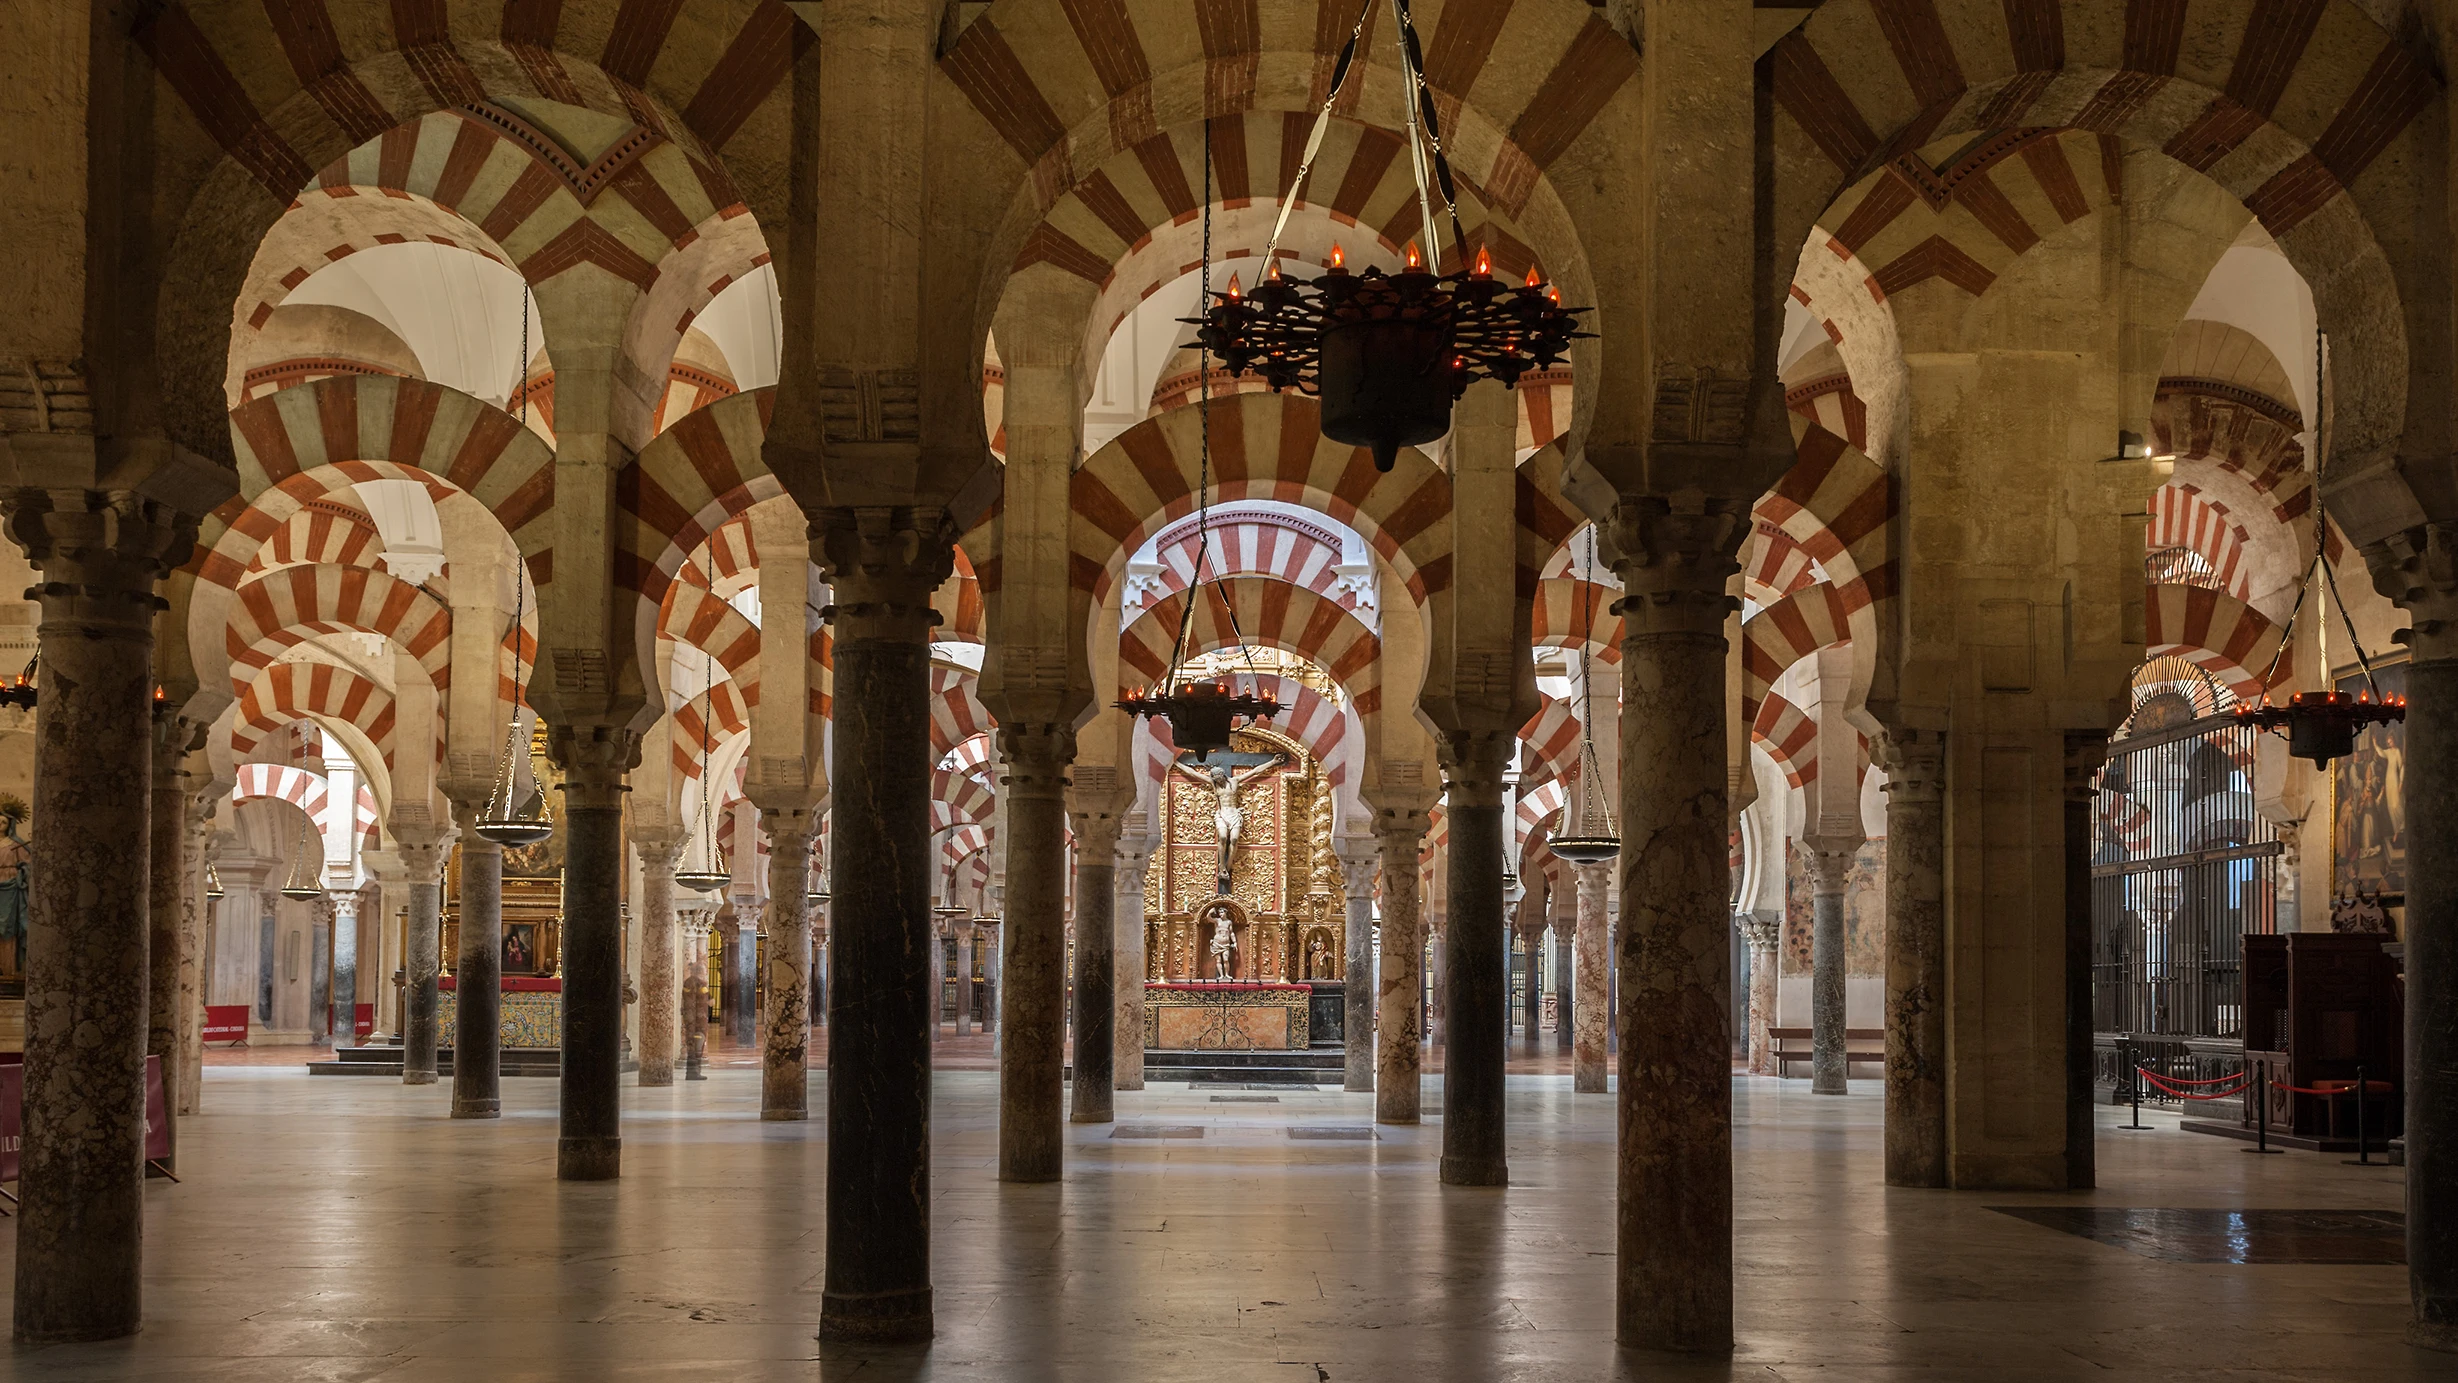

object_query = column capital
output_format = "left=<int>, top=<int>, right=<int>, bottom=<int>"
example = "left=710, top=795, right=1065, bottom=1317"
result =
left=1604, top=492, right=1747, bottom=638
left=1334, top=837, right=1379, bottom=901
left=1871, top=724, right=1946, bottom=802
left=393, top=830, right=451, bottom=884
left=548, top=724, right=641, bottom=811
left=1801, top=835, right=1859, bottom=893
left=755, top=805, right=820, bottom=849
left=1435, top=727, right=1513, bottom=808
left=1734, top=909, right=1780, bottom=952
left=2361, top=520, right=2458, bottom=661
left=813, top=505, right=958, bottom=644
left=632, top=827, right=689, bottom=872
left=997, top=722, right=1074, bottom=798
left=2, top=489, right=196, bottom=634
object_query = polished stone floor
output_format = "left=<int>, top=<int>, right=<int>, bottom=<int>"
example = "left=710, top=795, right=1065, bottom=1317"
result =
left=0, top=1063, right=2435, bottom=1381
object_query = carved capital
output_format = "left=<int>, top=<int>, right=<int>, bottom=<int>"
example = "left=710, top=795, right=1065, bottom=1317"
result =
left=2364, top=522, right=2458, bottom=662
left=813, top=505, right=957, bottom=644
left=1434, top=727, right=1514, bottom=807
left=756, top=806, right=820, bottom=853
left=997, top=722, right=1074, bottom=800
left=1734, top=909, right=1781, bottom=952
left=548, top=724, right=642, bottom=810
left=1802, top=836, right=1859, bottom=893
left=632, top=827, right=689, bottom=873
left=3, top=488, right=194, bottom=633
left=1605, top=493, right=1746, bottom=637
left=1871, top=725, right=1946, bottom=805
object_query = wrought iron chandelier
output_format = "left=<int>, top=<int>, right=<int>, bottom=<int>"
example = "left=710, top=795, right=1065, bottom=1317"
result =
left=2233, top=329, right=2403, bottom=766
left=1188, top=0, right=1589, bottom=472
left=473, top=286, right=554, bottom=847
left=1116, top=103, right=1281, bottom=760
left=1548, top=526, right=1619, bottom=864
left=204, top=861, right=225, bottom=900
left=675, top=685, right=733, bottom=894
left=278, top=815, right=324, bottom=901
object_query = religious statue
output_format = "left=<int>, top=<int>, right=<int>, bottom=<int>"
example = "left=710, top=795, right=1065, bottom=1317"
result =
left=1172, top=753, right=1286, bottom=890
left=1206, top=904, right=1236, bottom=980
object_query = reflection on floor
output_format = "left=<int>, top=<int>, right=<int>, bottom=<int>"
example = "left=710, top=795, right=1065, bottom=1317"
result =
left=1991, top=1205, right=2409, bottom=1264
left=0, top=1068, right=2442, bottom=1381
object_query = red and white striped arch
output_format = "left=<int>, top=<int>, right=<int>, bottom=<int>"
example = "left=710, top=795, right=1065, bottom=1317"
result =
left=221, top=565, right=452, bottom=701
left=231, top=762, right=383, bottom=854
left=2148, top=483, right=2256, bottom=600
left=2145, top=584, right=2293, bottom=699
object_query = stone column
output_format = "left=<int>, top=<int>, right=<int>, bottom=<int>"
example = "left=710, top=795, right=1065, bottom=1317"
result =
left=758, top=806, right=817, bottom=1120
left=2064, top=736, right=2103, bottom=1191
left=447, top=797, right=504, bottom=1119
left=3, top=491, right=189, bottom=1344
left=1876, top=728, right=1947, bottom=1187
left=552, top=726, right=638, bottom=1181
left=1805, top=838, right=1857, bottom=1095
left=1610, top=494, right=1746, bottom=1351
left=1336, top=842, right=1378, bottom=1092
left=1736, top=912, right=1780, bottom=1077
left=997, top=722, right=1072, bottom=1178
left=679, top=908, right=713, bottom=1079
left=1437, top=732, right=1511, bottom=1186
left=1115, top=836, right=1153, bottom=1090
left=147, top=729, right=196, bottom=1166
left=328, top=889, right=360, bottom=1050
left=1518, top=920, right=1546, bottom=1047
left=952, top=920, right=975, bottom=1037
left=1574, top=860, right=1612, bottom=1092
left=1069, top=804, right=1122, bottom=1124
left=1374, top=812, right=1428, bottom=1123
left=979, top=918, right=1003, bottom=1036
left=1554, top=915, right=1574, bottom=1052
left=633, top=830, right=686, bottom=1087
left=814, top=505, right=952, bottom=1343
left=720, top=912, right=757, bottom=1047
left=398, top=832, right=449, bottom=1085
left=178, top=799, right=212, bottom=1114
left=2399, top=580, right=2458, bottom=1350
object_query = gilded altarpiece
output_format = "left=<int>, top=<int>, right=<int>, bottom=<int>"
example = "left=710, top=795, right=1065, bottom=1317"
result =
left=1142, top=727, right=1344, bottom=986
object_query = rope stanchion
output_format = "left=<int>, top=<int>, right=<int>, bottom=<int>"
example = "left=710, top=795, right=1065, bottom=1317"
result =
left=2137, top=1068, right=2251, bottom=1101
left=2345, top=1064, right=2384, bottom=1168
left=2247, top=1058, right=2283, bottom=1155
left=2119, top=1039, right=2151, bottom=1131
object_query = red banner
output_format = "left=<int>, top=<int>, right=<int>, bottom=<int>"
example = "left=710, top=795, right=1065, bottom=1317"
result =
left=0, top=1055, right=171, bottom=1181
left=203, top=1005, right=249, bottom=1045
left=355, top=1003, right=374, bottom=1038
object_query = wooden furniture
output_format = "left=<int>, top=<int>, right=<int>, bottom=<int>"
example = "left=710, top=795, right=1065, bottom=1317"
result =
left=2242, top=934, right=2402, bottom=1140
left=1767, top=1026, right=1883, bottom=1079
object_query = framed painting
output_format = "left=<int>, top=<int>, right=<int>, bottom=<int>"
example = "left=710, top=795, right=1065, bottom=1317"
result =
left=2330, top=657, right=2407, bottom=903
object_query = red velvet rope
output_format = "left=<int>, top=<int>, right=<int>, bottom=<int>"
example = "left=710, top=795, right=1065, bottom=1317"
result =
left=2136, top=1068, right=2251, bottom=1101
left=2137, top=1068, right=2244, bottom=1085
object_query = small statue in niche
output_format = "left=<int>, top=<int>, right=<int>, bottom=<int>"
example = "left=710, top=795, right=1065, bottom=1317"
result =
left=1207, top=905, right=1236, bottom=980
left=1308, top=934, right=1330, bottom=980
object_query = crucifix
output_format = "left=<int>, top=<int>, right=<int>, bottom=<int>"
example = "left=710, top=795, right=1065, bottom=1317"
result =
left=1172, top=752, right=1286, bottom=893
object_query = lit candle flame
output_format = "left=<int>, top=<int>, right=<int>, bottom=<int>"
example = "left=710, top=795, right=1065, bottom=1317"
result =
left=1473, top=246, right=1492, bottom=278
left=1405, top=241, right=1422, bottom=270
left=1225, top=272, right=1242, bottom=299
left=1524, top=263, right=1542, bottom=288
left=1329, top=243, right=1345, bottom=270
left=1265, top=258, right=1282, bottom=281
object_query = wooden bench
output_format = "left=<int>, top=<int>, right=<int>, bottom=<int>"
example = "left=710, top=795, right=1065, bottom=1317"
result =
left=1767, top=1027, right=1884, bottom=1079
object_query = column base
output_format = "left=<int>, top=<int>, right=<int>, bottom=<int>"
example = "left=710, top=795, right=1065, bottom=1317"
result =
left=1345, top=1074, right=1374, bottom=1093
left=762, top=1107, right=808, bottom=1122
left=2409, top=1317, right=2458, bottom=1354
left=451, top=1099, right=500, bottom=1119
left=999, top=1162, right=1061, bottom=1184
left=1574, top=1071, right=1606, bottom=1095
left=1812, top=1077, right=1847, bottom=1095
left=639, top=1071, right=673, bottom=1089
left=13, top=1314, right=139, bottom=1347
left=1439, top=1154, right=1507, bottom=1186
left=1069, top=1106, right=1114, bottom=1124
left=557, top=1136, right=621, bottom=1181
left=820, top=1288, right=934, bottom=1343
left=402, top=1070, right=438, bottom=1087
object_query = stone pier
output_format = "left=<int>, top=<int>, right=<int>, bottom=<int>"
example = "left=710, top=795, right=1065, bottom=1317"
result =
left=398, top=832, right=448, bottom=1085
left=147, top=724, right=196, bottom=1167
left=1068, top=802, right=1122, bottom=1124
left=1115, top=836, right=1153, bottom=1090
left=4, top=491, right=191, bottom=1343
left=553, top=727, right=636, bottom=1181
left=814, top=505, right=950, bottom=1343
left=1573, top=860, right=1612, bottom=1093
left=448, top=796, right=504, bottom=1120
left=997, top=722, right=1072, bottom=1178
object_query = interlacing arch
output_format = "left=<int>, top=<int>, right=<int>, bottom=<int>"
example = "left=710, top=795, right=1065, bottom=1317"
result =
left=1752, top=691, right=1820, bottom=790
left=2144, top=584, right=2293, bottom=700
left=219, top=565, right=454, bottom=701
left=227, top=664, right=402, bottom=778
left=930, top=669, right=996, bottom=758
left=668, top=682, right=754, bottom=786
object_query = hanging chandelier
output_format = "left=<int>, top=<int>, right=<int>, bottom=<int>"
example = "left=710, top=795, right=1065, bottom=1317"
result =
left=1548, top=526, right=1619, bottom=865
left=204, top=861, right=225, bottom=900
left=0, top=657, right=33, bottom=712
left=278, top=815, right=324, bottom=901
left=1116, top=92, right=1282, bottom=760
left=675, top=684, right=734, bottom=894
left=2232, top=328, right=2405, bottom=767
left=473, top=285, right=554, bottom=847
left=1188, top=0, right=1589, bottom=472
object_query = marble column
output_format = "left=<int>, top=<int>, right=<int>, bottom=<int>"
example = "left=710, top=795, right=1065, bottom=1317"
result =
left=398, top=832, right=449, bottom=1085
left=633, top=831, right=686, bottom=1087
left=146, top=733, right=195, bottom=1167
left=1554, top=917, right=1574, bottom=1052
left=814, top=505, right=952, bottom=1343
left=448, top=798, right=504, bottom=1119
left=759, top=807, right=817, bottom=1120
left=1737, top=912, right=1780, bottom=1077
left=1438, top=731, right=1510, bottom=1186
left=1876, top=728, right=1947, bottom=1187
left=1115, top=838, right=1153, bottom=1090
left=1069, top=807, right=1122, bottom=1124
left=3, top=491, right=188, bottom=1344
left=178, top=802, right=211, bottom=1114
left=980, top=919, right=1003, bottom=1035
left=2064, top=736, right=2103, bottom=1191
left=1610, top=494, right=1745, bottom=1351
left=720, top=913, right=757, bottom=1047
left=1336, top=843, right=1378, bottom=1092
left=952, top=921, right=975, bottom=1037
left=1573, top=860, right=1612, bottom=1093
left=1518, top=921, right=1546, bottom=1047
left=553, top=726, right=637, bottom=1182
left=998, top=722, right=1072, bottom=1178
left=680, top=909, right=713, bottom=1079
left=328, top=889, right=360, bottom=1050
left=1374, top=816, right=1428, bottom=1123
left=2402, top=570, right=2458, bottom=1350
left=1805, top=839, right=1856, bottom=1095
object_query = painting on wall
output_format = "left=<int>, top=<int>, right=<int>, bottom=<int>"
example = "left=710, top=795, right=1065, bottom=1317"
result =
left=1782, top=837, right=1889, bottom=978
left=2331, top=658, right=2407, bottom=903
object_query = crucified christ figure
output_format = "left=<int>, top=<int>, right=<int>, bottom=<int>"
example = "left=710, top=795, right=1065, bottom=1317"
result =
left=1173, top=754, right=1285, bottom=888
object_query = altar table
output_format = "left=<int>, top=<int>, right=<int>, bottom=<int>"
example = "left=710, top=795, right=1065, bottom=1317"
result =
left=1143, top=982, right=1310, bottom=1050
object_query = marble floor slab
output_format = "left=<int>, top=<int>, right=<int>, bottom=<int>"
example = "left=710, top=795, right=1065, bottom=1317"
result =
left=0, top=1067, right=2439, bottom=1381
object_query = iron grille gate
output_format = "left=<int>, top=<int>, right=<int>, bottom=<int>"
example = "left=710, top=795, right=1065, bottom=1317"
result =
left=2090, top=715, right=2279, bottom=1100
